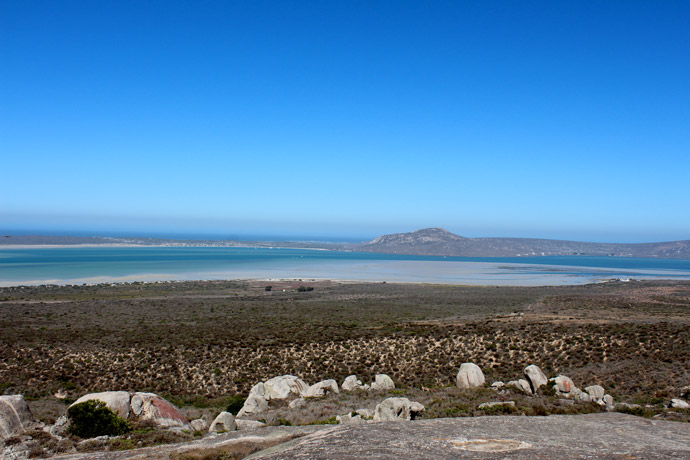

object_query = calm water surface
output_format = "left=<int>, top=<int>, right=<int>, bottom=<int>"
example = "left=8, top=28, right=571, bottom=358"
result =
left=1, top=247, right=689, bottom=286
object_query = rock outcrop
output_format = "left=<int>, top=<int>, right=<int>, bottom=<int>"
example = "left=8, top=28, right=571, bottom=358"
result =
left=507, top=379, right=532, bottom=395
left=131, top=393, right=189, bottom=428
left=263, top=375, right=309, bottom=400
left=670, top=398, right=689, bottom=409
left=549, top=375, right=583, bottom=399
left=0, top=395, right=39, bottom=440
left=209, top=412, right=236, bottom=432
left=235, top=419, right=266, bottom=430
left=456, top=363, right=485, bottom=389
left=491, top=381, right=505, bottom=390
left=373, top=397, right=424, bottom=422
left=190, top=418, right=208, bottom=432
left=305, top=379, right=339, bottom=398
left=237, top=375, right=310, bottom=417
left=336, top=413, right=365, bottom=425
left=237, top=393, right=268, bottom=417
left=523, top=365, right=547, bottom=394
left=370, top=374, right=395, bottom=391
left=584, top=385, right=605, bottom=401
left=71, top=391, right=131, bottom=418
left=342, top=375, right=368, bottom=392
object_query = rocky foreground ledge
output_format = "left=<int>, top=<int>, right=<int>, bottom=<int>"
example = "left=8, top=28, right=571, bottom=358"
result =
left=44, top=413, right=689, bottom=460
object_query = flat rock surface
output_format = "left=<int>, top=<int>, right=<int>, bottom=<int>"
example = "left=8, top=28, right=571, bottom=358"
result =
left=249, top=413, right=690, bottom=460
left=50, top=426, right=323, bottom=460
left=46, top=413, right=690, bottom=460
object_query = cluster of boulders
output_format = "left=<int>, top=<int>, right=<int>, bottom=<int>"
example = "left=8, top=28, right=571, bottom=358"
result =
left=457, top=362, right=616, bottom=409
left=203, top=373, right=422, bottom=432
left=2, top=368, right=688, bottom=458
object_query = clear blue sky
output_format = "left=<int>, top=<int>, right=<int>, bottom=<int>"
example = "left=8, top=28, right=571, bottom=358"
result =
left=1, top=1, right=689, bottom=242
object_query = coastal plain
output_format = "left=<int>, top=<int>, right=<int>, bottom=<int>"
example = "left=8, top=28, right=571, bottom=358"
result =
left=1, top=280, right=688, bottom=408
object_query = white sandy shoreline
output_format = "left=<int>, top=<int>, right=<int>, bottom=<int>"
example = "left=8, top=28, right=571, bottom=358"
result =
left=0, top=244, right=332, bottom=250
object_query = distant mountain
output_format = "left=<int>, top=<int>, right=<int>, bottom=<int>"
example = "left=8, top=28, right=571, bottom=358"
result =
left=356, top=228, right=690, bottom=259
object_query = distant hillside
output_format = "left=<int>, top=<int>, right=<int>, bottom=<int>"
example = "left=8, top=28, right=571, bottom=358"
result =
left=4, top=229, right=690, bottom=259
left=356, top=228, right=690, bottom=259
left=0, top=235, right=349, bottom=250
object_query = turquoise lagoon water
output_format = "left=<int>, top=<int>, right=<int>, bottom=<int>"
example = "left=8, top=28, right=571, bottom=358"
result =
left=1, top=247, right=690, bottom=286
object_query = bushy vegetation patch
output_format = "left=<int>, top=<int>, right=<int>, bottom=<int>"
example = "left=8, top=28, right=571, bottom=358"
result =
left=225, top=395, right=246, bottom=415
left=67, top=400, right=131, bottom=438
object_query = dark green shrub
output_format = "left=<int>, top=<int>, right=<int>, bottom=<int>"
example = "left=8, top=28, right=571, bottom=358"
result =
left=264, top=286, right=272, bottom=291
left=225, top=395, right=246, bottom=415
left=481, top=403, right=519, bottom=415
left=615, top=405, right=658, bottom=418
left=538, top=385, right=557, bottom=396
left=297, top=286, right=313, bottom=292
left=67, top=400, right=131, bottom=438
left=275, top=417, right=292, bottom=426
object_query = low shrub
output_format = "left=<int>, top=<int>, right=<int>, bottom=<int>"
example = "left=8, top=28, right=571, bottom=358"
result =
left=225, top=395, right=246, bottom=415
left=67, top=400, right=131, bottom=438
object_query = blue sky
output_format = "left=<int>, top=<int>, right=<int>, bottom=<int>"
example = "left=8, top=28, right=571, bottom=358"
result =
left=1, top=1, right=689, bottom=242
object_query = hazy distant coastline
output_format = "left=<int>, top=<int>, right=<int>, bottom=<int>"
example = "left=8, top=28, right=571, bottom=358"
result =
left=3, top=228, right=690, bottom=259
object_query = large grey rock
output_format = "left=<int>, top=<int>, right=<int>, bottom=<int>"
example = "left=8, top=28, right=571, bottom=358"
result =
left=190, top=419, right=208, bottom=432
left=305, top=379, right=339, bottom=398
left=523, top=365, right=547, bottom=394
left=235, top=419, right=267, bottom=430
left=584, top=385, right=605, bottom=401
left=130, top=392, right=188, bottom=428
left=209, top=411, right=236, bottom=432
left=670, top=398, right=690, bottom=409
left=456, top=363, right=485, bottom=389
left=576, top=392, right=592, bottom=402
left=248, top=413, right=690, bottom=460
left=237, top=393, right=269, bottom=417
left=0, top=395, right=39, bottom=440
left=336, top=413, right=365, bottom=425
left=490, top=381, right=505, bottom=390
left=71, top=391, right=131, bottom=418
left=370, top=374, right=395, bottom=391
left=373, top=397, right=424, bottom=422
left=263, top=375, right=309, bottom=400
left=248, top=382, right=266, bottom=399
left=342, top=375, right=368, bottom=392
left=507, top=379, right=532, bottom=395
left=288, top=398, right=306, bottom=409
left=603, top=394, right=614, bottom=410
left=550, top=375, right=578, bottom=397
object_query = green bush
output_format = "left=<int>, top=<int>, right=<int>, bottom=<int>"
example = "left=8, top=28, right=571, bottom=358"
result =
left=225, top=395, right=246, bottom=415
left=67, top=400, right=131, bottom=438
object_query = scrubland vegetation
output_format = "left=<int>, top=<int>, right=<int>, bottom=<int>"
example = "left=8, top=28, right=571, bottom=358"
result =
left=1, top=279, right=688, bottom=424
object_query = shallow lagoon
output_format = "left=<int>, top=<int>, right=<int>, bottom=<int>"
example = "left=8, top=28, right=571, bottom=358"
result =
left=1, top=246, right=690, bottom=286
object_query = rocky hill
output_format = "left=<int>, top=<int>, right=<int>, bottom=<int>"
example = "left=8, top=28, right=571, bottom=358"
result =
left=357, top=228, right=690, bottom=259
